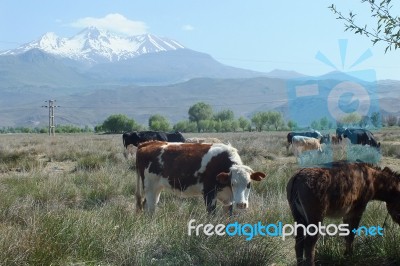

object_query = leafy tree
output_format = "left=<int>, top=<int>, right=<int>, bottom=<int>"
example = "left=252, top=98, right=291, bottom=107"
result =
left=340, top=113, right=362, bottom=126
left=329, top=1, right=400, bottom=52
left=371, top=112, right=382, bottom=127
left=287, top=120, right=298, bottom=130
left=173, top=120, right=197, bottom=132
left=215, top=120, right=223, bottom=132
left=268, top=111, right=284, bottom=131
left=214, top=109, right=234, bottom=121
left=94, top=124, right=103, bottom=133
left=188, top=102, right=213, bottom=132
left=221, top=120, right=232, bottom=132
left=197, top=120, right=209, bottom=132
left=359, top=115, right=370, bottom=127
left=231, top=120, right=239, bottom=132
left=56, top=125, right=83, bottom=133
left=101, top=114, right=140, bottom=134
left=320, top=117, right=329, bottom=130
left=251, top=111, right=284, bottom=131
left=148, top=114, right=170, bottom=131
left=207, top=120, right=216, bottom=132
left=238, top=117, right=250, bottom=131
left=385, top=115, right=398, bottom=126
left=311, top=120, right=320, bottom=130
left=251, top=112, right=266, bottom=132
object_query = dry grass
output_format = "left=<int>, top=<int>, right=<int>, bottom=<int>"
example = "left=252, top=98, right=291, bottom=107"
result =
left=0, top=130, right=399, bottom=265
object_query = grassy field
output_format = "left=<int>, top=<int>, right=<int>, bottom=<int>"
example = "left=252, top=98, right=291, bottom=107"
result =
left=0, top=130, right=400, bottom=265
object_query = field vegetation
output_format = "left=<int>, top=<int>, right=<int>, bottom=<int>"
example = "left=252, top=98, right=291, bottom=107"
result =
left=0, top=129, right=399, bottom=265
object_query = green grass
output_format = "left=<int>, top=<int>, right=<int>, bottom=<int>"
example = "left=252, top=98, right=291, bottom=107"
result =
left=0, top=131, right=399, bottom=265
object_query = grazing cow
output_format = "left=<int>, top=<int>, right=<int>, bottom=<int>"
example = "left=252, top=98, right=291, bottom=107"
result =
left=343, top=128, right=380, bottom=148
left=185, top=137, right=222, bottom=144
left=122, top=131, right=185, bottom=148
left=122, top=131, right=167, bottom=148
left=291, top=136, right=323, bottom=162
left=287, top=161, right=400, bottom=266
left=331, top=135, right=339, bottom=145
left=320, top=134, right=330, bottom=144
left=166, top=131, right=186, bottom=142
left=336, top=127, right=346, bottom=142
left=286, top=131, right=323, bottom=152
left=135, top=141, right=266, bottom=214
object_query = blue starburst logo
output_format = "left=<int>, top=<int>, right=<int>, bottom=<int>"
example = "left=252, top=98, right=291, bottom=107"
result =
left=286, top=39, right=380, bottom=128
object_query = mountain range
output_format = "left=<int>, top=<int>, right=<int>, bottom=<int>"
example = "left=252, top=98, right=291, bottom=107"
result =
left=0, top=27, right=399, bottom=128
left=1, top=26, right=185, bottom=63
left=0, top=27, right=270, bottom=87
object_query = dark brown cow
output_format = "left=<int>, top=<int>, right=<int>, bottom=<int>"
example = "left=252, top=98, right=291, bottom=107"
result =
left=136, top=141, right=266, bottom=214
left=287, top=161, right=400, bottom=266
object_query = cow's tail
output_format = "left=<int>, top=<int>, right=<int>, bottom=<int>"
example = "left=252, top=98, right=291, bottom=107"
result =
left=122, top=133, right=127, bottom=148
left=287, top=175, right=308, bottom=226
left=135, top=156, right=145, bottom=212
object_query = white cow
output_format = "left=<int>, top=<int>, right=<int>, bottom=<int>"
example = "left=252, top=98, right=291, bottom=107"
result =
left=185, top=137, right=222, bottom=144
left=291, top=135, right=322, bottom=162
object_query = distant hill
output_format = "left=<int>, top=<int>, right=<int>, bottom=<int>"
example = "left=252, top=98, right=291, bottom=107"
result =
left=1, top=76, right=399, bottom=128
left=1, top=27, right=399, bottom=128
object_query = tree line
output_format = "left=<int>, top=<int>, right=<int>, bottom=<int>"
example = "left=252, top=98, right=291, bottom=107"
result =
left=94, top=102, right=289, bottom=134
left=94, top=102, right=395, bottom=134
left=1, top=102, right=398, bottom=134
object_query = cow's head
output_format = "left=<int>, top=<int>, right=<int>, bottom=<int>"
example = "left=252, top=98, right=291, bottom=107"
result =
left=320, top=134, right=330, bottom=144
left=124, top=132, right=141, bottom=147
left=387, top=200, right=400, bottom=224
left=216, top=165, right=266, bottom=211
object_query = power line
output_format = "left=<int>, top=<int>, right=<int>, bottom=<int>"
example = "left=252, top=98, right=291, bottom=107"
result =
left=41, top=100, right=59, bottom=136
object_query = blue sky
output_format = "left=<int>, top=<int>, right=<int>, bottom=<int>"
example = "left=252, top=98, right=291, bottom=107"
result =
left=1, top=0, right=399, bottom=80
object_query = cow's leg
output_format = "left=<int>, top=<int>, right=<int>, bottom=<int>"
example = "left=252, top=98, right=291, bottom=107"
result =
left=144, top=185, right=162, bottom=215
left=217, top=187, right=233, bottom=216
left=294, top=224, right=306, bottom=265
left=303, top=219, right=322, bottom=266
left=343, top=210, right=364, bottom=255
left=297, top=194, right=324, bottom=266
left=304, top=232, right=319, bottom=266
left=223, top=205, right=233, bottom=216
left=203, top=189, right=217, bottom=214
left=286, top=142, right=291, bottom=155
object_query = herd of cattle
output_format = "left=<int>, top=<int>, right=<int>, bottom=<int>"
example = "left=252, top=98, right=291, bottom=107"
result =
left=286, top=127, right=380, bottom=161
left=121, top=128, right=389, bottom=266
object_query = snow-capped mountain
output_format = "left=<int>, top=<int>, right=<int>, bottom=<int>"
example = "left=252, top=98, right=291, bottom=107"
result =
left=0, top=26, right=185, bottom=63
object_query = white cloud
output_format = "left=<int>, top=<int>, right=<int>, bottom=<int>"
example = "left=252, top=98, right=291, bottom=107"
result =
left=70, top=13, right=148, bottom=35
left=182, top=24, right=194, bottom=31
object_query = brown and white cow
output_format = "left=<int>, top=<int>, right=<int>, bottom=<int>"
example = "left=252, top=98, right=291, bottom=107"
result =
left=135, top=141, right=266, bottom=214
left=291, top=136, right=323, bottom=163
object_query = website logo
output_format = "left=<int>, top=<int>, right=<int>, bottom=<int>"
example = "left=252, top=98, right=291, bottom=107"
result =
left=287, top=39, right=380, bottom=128
left=187, top=219, right=384, bottom=241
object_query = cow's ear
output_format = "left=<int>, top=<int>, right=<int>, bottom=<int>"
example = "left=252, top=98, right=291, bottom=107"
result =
left=250, top=172, right=266, bottom=181
left=216, top=172, right=230, bottom=184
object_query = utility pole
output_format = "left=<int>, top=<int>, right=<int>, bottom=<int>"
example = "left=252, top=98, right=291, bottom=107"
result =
left=42, top=100, right=59, bottom=136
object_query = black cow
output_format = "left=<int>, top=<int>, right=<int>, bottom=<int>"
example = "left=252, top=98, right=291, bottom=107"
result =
left=343, top=128, right=380, bottom=148
left=122, top=131, right=185, bottom=148
left=166, top=131, right=185, bottom=142
left=336, top=127, right=346, bottom=142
